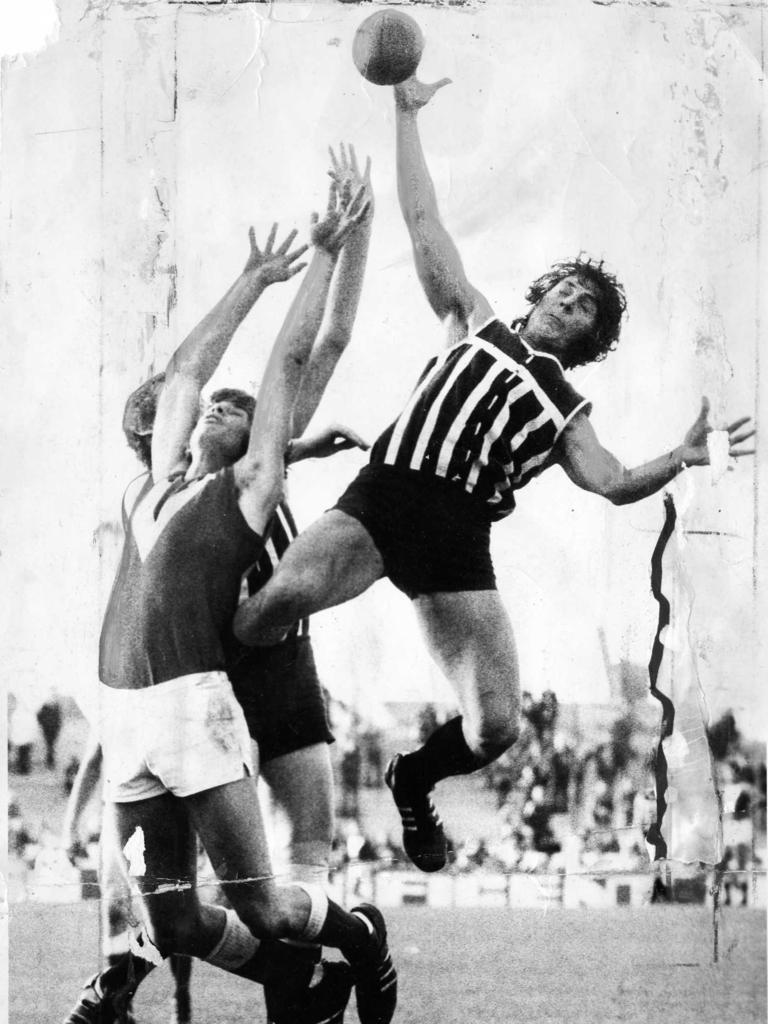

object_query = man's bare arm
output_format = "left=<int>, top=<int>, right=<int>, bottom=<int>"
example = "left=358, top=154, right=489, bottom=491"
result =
left=235, top=180, right=371, bottom=534
left=558, top=398, right=755, bottom=505
left=395, top=77, right=493, bottom=340
left=292, top=144, right=374, bottom=436
left=151, top=227, right=308, bottom=480
left=288, top=423, right=369, bottom=463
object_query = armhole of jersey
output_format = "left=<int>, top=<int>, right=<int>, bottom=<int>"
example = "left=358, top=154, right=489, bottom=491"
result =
left=121, top=473, right=151, bottom=530
left=473, top=313, right=499, bottom=339
left=555, top=400, right=592, bottom=443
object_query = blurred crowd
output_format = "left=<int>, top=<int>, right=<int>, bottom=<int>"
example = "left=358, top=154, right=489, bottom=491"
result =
left=8, top=686, right=766, bottom=897
left=329, top=693, right=766, bottom=885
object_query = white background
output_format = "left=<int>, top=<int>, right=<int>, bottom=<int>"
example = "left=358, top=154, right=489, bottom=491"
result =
left=1, top=0, right=765, bottom=736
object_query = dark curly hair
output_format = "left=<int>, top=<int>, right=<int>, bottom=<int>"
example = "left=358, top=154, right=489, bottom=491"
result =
left=122, top=372, right=165, bottom=469
left=519, top=256, right=627, bottom=368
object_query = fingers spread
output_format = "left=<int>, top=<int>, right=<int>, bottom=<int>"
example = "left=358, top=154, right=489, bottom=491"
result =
left=286, top=242, right=309, bottom=264
left=326, top=179, right=339, bottom=214
left=729, top=447, right=756, bottom=458
left=348, top=143, right=360, bottom=177
left=264, top=222, right=278, bottom=255
left=729, top=427, right=756, bottom=445
left=276, top=227, right=298, bottom=256
left=347, top=182, right=367, bottom=216
left=726, top=416, right=752, bottom=433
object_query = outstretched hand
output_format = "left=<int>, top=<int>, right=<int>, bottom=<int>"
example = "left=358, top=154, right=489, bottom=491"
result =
left=328, top=142, right=374, bottom=224
left=289, top=424, right=370, bottom=463
left=394, top=75, right=452, bottom=112
left=682, top=396, right=756, bottom=466
left=310, top=177, right=371, bottom=256
left=243, top=224, right=309, bottom=284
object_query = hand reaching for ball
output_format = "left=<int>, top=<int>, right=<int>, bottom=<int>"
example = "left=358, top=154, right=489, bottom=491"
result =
left=395, top=76, right=452, bottom=112
left=328, top=142, right=374, bottom=224
left=310, top=176, right=371, bottom=256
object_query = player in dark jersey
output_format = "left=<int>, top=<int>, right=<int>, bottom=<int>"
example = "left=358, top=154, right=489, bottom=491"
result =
left=65, top=158, right=397, bottom=1024
left=233, top=77, right=756, bottom=875
left=65, top=152, right=372, bottom=1023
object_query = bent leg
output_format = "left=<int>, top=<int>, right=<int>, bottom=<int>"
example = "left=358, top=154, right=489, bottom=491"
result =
left=114, top=794, right=225, bottom=960
left=412, top=590, right=521, bottom=767
left=385, top=592, right=520, bottom=873
left=233, top=510, right=384, bottom=644
left=186, top=777, right=386, bottom=977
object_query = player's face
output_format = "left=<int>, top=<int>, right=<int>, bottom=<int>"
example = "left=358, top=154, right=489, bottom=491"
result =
left=525, top=275, right=600, bottom=358
left=190, top=399, right=251, bottom=460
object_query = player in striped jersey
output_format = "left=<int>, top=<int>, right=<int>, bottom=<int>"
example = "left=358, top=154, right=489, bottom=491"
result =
left=233, top=77, right=755, bottom=875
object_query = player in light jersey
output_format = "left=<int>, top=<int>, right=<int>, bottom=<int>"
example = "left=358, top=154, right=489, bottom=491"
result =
left=64, top=160, right=396, bottom=1024
left=233, top=77, right=756, bottom=875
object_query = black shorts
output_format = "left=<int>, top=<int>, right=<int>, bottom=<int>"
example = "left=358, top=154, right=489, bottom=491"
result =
left=333, top=463, right=496, bottom=598
left=227, top=635, right=334, bottom=764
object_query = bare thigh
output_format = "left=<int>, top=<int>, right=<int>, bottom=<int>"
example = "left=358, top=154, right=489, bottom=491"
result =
left=233, top=510, right=384, bottom=641
left=412, top=590, right=521, bottom=758
left=260, top=743, right=334, bottom=872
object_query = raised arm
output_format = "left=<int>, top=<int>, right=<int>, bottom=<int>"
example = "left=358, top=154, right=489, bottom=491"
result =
left=558, top=398, right=755, bottom=505
left=395, top=77, right=492, bottom=341
left=292, top=144, right=374, bottom=436
left=151, top=227, right=308, bottom=480
left=234, top=180, right=370, bottom=533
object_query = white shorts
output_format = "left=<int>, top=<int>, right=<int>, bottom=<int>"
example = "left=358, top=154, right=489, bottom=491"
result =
left=98, top=672, right=254, bottom=803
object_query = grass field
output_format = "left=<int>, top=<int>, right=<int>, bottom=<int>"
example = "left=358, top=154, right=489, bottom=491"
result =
left=9, top=901, right=766, bottom=1024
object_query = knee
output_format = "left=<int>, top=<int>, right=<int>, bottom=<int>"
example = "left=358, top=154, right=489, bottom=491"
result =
left=468, top=714, right=520, bottom=763
left=264, top=571, right=305, bottom=621
left=238, top=901, right=294, bottom=941
left=223, top=886, right=294, bottom=940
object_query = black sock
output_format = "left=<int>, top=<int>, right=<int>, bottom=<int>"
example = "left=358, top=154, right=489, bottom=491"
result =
left=401, top=716, right=489, bottom=791
left=316, top=900, right=372, bottom=964
left=169, top=952, right=193, bottom=989
left=100, top=952, right=155, bottom=1000
left=232, top=939, right=316, bottom=988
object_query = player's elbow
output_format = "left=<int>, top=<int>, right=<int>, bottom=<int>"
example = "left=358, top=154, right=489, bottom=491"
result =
left=583, top=468, right=633, bottom=506
left=607, top=489, right=634, bottom=506
left=602, top=470, right=636, bottom=506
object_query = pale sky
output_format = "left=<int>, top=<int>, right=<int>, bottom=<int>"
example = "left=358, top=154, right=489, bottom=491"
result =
left=2, top=1, right=765, bottom=738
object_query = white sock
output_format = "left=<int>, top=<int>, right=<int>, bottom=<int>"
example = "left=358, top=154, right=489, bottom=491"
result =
left=103, top=928, right=131, bottom=960
left=291, top=883, right=329, bottom=943
left=205, top=908, right=258, bottom=970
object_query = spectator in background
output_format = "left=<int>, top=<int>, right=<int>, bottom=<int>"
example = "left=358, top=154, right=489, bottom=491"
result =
left=9, top=695, right=38, bottom=775
left=37, top=693, right=63, bottom=770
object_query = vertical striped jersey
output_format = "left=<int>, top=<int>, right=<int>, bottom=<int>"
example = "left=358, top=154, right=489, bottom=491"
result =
left=240, top=500, right=309, bottom=640
left=369, top=318, right=591, bottom=520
